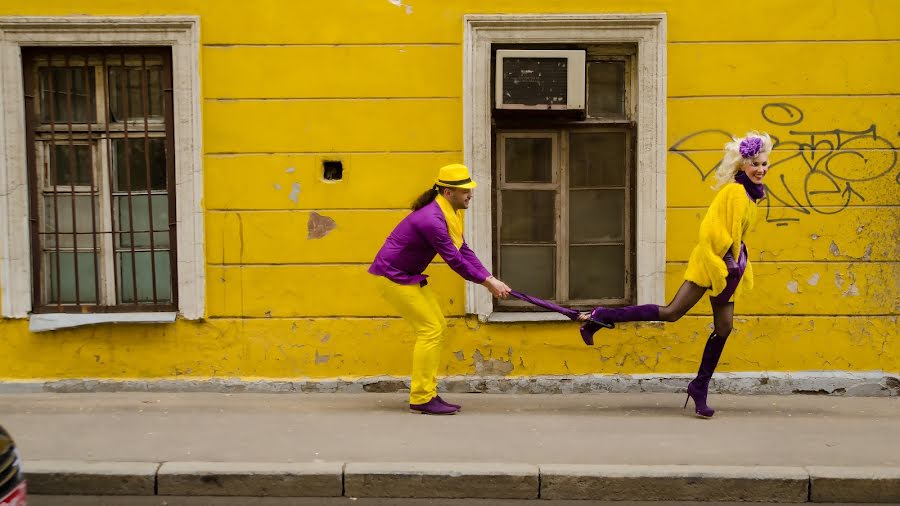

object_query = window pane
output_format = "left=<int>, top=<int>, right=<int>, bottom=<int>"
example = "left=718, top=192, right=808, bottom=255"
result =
left=46, top=252, right=98, bottom=304
left=569, top=190, right=625, bottom=243
left=39, top=67, right=96, bottom=124
left=50, top=144, right=93, bottom=187
left=109, top=66, right=165, bottom=121
left=569, top=245, right=625, bottom=300
left=587, top=62, right=625, bottom=116
left=504, top=137, right=553, bottom=183
left=118, top=251, right=172, bottom=304
left=43, top=194, right=99, bottom=248
left=570, top=132, right=626, bottom=187
left=500, top=190, right=555, bottom=243
left=116, top=195, right=170, bottom=248
left=113, top=138, right=167, bottom=191
left=500, top=246, right=555, bottom=299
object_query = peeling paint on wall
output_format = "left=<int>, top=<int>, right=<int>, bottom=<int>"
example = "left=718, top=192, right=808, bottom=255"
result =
left=315, top=350, right=330, bottom=364
left=388, top=0, right=413, bottom=15
left=836, top=269, right=861, bottom=297
left=830, top=241, right=842, bottom=256
left=307, top=212, right=337, bottom=239
left=472, top=349, right=514, bottom=376
left=807, top=273, right=820, bottom=286
left=787, top=280, right=800, bottom=294
left=288, top=182, right=301, bottom=204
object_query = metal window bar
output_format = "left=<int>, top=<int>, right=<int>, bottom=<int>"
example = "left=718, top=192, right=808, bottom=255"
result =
left=63, top=54, right=82, bottom=306
left=119, top=49, right=139, bottom=305
left=141, top=53, right=159, bottom=304
left=24, top=48, right=176, bottom=313
left=46, top=57, right=63, bottom=310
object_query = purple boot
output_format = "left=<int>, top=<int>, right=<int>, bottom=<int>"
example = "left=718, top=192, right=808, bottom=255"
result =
left=410, top=397, right=458, bottom=415
left=591, top=304, right=660, bottom=324
left=435, top=395, right=461, bottom=411
left=579, top=320, right=614, bottom=346
left=580, top=304, right=660, bottom=346
left=684, top=332, right=728, bottom=418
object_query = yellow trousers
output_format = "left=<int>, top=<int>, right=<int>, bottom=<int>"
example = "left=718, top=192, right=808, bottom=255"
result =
left=374, top=275, right=447, bottom=405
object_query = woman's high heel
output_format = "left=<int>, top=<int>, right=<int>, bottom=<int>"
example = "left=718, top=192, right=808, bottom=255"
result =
left=685, top=380, right=715, bottom=418
left=682, top=331, right=729, bottom=419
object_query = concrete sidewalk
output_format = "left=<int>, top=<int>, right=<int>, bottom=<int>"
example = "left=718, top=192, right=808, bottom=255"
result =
left=1, top=392, right=898, bottom=501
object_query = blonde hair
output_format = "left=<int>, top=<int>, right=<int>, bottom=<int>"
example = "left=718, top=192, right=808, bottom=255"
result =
left=713, top=131, right=773, bottom=189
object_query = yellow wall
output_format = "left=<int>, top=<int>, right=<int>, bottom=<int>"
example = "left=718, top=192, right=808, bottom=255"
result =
left=1, top=0, right=898, bottom=381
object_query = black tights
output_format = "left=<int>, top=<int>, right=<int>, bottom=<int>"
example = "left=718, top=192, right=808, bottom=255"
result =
left=658, top=281, right=734, bottom=337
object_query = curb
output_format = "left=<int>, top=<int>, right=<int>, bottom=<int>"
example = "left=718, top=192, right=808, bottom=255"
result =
left=157, top=462, right=343, bottom=497
left=3, top=372, right=898, bottom=396
left=345, top=462, right=539, bottom=499
left=23, top=461, right=900, bottom=502
left=809, top=466, right=900, bottom=503
left=25, top=461, right=159, bottom=496
left=541, top=464, right=809, bottom=502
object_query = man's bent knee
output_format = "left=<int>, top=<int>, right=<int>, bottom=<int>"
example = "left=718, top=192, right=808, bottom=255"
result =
left=416, top=322, right=445, bottom=341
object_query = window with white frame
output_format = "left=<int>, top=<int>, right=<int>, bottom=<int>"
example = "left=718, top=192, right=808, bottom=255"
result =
left=493, top=45, right=636, bottom=311
left=0, top=17, right=203, bottom=323
left=463, top=15, right=666, bottom=321
left=23, top=48, right=176, bottom=312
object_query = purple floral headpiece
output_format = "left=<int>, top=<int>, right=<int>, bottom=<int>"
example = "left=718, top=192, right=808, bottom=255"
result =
left=739, top=137, right=763, bottom=159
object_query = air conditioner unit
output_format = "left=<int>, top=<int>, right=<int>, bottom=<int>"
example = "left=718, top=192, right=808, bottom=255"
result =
left=495, top=49, right=586, bottom=111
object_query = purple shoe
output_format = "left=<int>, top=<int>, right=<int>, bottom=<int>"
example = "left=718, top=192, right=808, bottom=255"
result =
left=579, top=319, right=615, bottom=346
left=435, top=395, right=461, bottom=411
left=409, top=397, right=458, bottom=415
left=684, top=380, right=715, bottom=418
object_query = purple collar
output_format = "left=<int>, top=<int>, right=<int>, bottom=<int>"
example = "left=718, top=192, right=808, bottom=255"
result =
left=735, top=171, right=765, bottom=201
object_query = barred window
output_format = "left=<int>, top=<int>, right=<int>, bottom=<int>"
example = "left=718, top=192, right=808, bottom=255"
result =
left=493, top=46, right=635, bottom=311
left=23, top=48, right=176, bottom=312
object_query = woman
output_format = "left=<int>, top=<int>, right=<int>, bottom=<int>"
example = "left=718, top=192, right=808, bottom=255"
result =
left=369, top=164, right=511, bottom=415
left=579, top=131, right=771, bottom=418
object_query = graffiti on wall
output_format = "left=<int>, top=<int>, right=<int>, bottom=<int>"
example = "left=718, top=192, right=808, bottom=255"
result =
left=669, top=103, right=900, bottom=225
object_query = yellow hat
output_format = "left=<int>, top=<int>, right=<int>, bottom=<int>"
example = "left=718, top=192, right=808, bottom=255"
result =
left=435, top=163, right=477, bottom=189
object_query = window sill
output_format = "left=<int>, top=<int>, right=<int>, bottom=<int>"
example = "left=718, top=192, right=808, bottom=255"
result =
left=29, top=312, right=177, bottom=333
left=484, top=312, right=573, bottom=323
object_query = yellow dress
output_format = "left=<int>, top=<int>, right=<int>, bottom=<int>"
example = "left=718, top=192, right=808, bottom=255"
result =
left=683, top=183, right=758, bottom=301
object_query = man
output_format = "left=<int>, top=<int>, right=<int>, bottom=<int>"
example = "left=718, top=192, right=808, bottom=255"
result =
left=369, top=164, right=511, bottom=415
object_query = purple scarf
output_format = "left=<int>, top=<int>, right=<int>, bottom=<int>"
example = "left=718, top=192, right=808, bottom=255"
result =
left=735, top=171, right=765, bottom=201
left=509, top=290, right=580, bottom=320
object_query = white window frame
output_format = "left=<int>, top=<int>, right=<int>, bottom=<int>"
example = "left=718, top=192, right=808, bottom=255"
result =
left=0, top=16, right=204, bottom=323
left=463, top=14, right=667, bottom=322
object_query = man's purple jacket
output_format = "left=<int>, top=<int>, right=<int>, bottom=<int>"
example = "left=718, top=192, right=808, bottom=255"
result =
left=368, top=200, right=490, bottom=285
